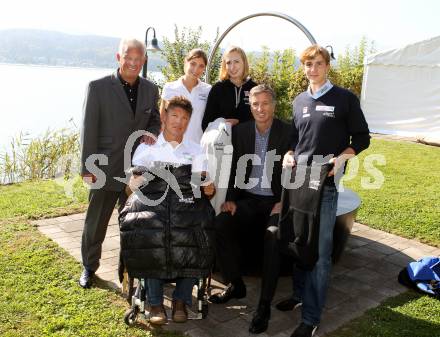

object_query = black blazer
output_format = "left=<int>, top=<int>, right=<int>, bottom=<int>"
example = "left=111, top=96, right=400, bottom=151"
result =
left=226, top=118, right=292, bottom=202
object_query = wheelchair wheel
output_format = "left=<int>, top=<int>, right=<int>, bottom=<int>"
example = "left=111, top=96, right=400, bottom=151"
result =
left=124, top=307, right=139, bottom=326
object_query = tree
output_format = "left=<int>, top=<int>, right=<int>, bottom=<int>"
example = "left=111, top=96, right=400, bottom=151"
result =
left=159, top=25, right=221, bottom=85
left=249, top=47, right=307, bottom=120
left=329, top=37, right=376, bottom=97
left=160, top=27, right=374, bottom=120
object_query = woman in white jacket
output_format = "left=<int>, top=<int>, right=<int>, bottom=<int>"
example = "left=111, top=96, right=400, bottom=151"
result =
left=160, top=49, right=211, bottom=144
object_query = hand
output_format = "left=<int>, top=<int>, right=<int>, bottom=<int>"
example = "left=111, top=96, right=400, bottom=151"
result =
left=221, top=201, right=237, bottom=215
left=328, top=150, right=355, bottom=176
left=282, top=151, right=296, bottom=168
left=225, top=118, right=239, bottom=126
left=141, top=134, right=157, bottom=145
left=82, top=173, right=96, bottom=185
left=202, top=182, right=216, bottom=199
left=128, top=174, right=146, bottom=191
left=328, top=157, right=337, bottom=177
left=328, top=156, right=345, bottom=177
left=270, top=201, right=282, bottom=215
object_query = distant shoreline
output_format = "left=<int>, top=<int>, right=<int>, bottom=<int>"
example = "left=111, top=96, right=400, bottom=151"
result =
left=0, top=62, right=163, bottom=76
left=0, top=62, right=163, bottom=74
left=0, top=62, right=113, bottom=71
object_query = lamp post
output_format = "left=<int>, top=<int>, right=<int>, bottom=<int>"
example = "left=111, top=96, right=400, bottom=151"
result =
left=325, top=45, right=336, bottom=60
left=142, top=26, right=161, bottom=78
left=206, top=12, right=318, bottom=83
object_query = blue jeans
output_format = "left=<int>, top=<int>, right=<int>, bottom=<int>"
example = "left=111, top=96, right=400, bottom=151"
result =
left=293, top=185, right=338, bottom=326
left=146, top=277, right=197, bottom=306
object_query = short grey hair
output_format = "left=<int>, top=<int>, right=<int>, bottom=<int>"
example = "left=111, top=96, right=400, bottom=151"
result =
left=118, top=37, right=146, bottom=56
left=249, top=84, right=276, bottom=104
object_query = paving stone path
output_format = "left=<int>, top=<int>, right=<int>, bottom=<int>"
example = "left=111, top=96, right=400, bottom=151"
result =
left=34, top=213, right=440, bottom=337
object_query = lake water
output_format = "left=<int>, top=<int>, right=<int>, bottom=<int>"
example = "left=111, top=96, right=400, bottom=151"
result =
left=0, top=63, right=161, bottom=152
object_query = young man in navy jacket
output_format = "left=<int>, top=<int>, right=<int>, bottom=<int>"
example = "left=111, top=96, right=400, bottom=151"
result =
left=249, top=45, right=370, bottom=337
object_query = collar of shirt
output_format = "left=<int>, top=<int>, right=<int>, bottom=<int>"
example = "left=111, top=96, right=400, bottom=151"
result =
left=117, top=69, right=140, bottom=88
left=307, top=80, right=333, bottom=100
left=156, top=133, right=190, bottom=152
left=254, top=123, right=272, bottom=138
left=178, top=76, right=202, bottom=90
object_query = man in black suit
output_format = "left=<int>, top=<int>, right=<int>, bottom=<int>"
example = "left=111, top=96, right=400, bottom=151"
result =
left=209, top=84, right=292, bottom=304
left=79, top=37, right=161, bottom=288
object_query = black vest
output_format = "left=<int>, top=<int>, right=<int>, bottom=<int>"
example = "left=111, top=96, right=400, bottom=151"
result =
left=119, top=164, right=215, bottom=279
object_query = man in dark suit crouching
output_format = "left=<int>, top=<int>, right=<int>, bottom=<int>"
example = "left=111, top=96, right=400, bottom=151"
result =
left=209, top=84, right=291, bottom=305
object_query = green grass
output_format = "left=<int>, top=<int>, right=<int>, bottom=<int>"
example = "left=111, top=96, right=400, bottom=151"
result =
left=326, top=291, right=440, bottom=337
left=0, top=180, right=183, bottom=337
left=0, top=139, right=439, bottom=336
left=344, top=138, right=440, bottom=247
left=324, top=138, right=440, bottom=335
left=0, top=178, right=88, bottom=220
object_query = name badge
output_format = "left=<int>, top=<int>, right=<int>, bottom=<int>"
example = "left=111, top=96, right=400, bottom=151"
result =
left=302, top=106, right=310, bottom=118
left=323, top=112, right=335, bottom=118
left=316, top=105, right=335, bottom=112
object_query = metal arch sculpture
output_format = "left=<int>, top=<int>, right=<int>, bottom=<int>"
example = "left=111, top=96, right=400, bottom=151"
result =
left=206, top=12, right=318, bottom=83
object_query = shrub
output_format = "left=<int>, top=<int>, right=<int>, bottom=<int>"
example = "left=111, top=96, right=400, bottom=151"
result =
left=159, top=25, right=222, bottom=85
left=249, top=46, right=308, bottom=120
left=159, top=27, right=374, bottom=121
left=0, top=128, right=79, bottom=184
left=330, top=37, right=376, bottom=97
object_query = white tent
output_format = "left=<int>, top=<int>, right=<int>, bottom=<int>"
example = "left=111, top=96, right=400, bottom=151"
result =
left=361, top=36, right=440, bottom=140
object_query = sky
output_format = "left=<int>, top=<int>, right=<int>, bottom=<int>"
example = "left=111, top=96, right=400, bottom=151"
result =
left=1, top=0, right=440, bottom=56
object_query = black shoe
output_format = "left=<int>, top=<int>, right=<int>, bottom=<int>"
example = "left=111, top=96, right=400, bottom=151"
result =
left=79, top=268, right=94, bottom=289
left=275, top=297, right=302, bottom=311
left=249, top=303, right=271, bottom=334
left=290, top=322, right=318, bottom=337
left=208, top=282, right=246, bottom=304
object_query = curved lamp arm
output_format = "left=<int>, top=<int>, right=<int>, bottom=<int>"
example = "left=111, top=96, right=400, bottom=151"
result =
left=206, top=12, right=317, bottom=83
left=143, top=27, right=161, bottom=78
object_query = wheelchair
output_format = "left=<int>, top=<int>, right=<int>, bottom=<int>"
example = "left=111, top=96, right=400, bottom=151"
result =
left=122, top=273, right=209, bottom=325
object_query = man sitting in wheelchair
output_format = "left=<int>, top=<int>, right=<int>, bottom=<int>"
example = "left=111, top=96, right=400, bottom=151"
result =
left=119, top=96, right=215, bottom=325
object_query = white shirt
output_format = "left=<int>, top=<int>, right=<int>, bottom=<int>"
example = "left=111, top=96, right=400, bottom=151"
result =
left=162, top=78, right=211, bottom=143
left=132, top=133, right=208, bottom=172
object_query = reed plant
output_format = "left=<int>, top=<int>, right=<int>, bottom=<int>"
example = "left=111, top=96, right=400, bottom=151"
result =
left=0, top=128, right=80, bottom=184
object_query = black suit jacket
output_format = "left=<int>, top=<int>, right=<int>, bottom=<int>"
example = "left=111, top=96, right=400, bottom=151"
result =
left=226, top=118, right=292, bottom=202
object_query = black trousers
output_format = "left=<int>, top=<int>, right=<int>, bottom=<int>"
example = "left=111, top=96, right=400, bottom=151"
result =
left=214, top=192, right=277, bottom=283
left=259, top=225, right=285, bottom=302
left=259, top=225, right=306, bottom=303
left=81, top=188, right=127, bottom=272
